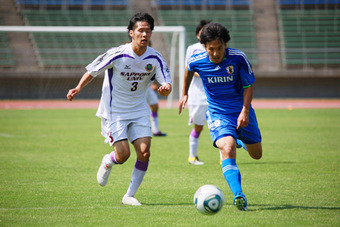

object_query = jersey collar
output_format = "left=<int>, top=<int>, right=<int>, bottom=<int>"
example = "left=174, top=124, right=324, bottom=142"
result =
left=208, top=57, right=227, bottom=64
left=208, top=48, right=228, bottom=64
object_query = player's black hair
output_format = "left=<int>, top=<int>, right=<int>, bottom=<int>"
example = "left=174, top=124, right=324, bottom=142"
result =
left=195, top=20, right=211, bottom=35
left=127, top=12, right=155, bottom=31
left=199, top=22, right=231, bottom=45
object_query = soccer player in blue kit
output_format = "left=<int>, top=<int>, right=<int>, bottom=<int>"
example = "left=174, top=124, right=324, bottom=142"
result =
left=179, top=22, right=263, bottom=211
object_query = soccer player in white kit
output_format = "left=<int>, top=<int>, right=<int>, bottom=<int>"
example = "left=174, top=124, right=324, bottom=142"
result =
left=185, top=20, right=210, bottom=165
left=67, top=13, right=172, bottom=206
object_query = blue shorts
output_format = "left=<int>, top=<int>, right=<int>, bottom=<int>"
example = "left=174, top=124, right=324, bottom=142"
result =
left=206, top=107, right=262, bottom=148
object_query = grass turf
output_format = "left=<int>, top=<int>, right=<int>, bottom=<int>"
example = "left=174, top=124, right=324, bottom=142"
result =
left=0, top=108, right=339, bottom=226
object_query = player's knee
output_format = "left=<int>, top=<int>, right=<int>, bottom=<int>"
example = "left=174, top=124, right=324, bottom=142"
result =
left=139, top=151, right=150, bottom=162
left=219, top=147, right=235, bottom=160
left=194, top=125, right=204, bottom=133
left=143, top=151, right=150, bottom=160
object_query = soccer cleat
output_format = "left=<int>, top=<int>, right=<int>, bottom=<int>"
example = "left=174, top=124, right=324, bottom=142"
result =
left=153, top=131, right=167, bottom=136
left=233, top=194, right=248, bottom=211
left=97, top=154, right=112, bottom=186
left=122, top=194, right=142, bottom=206
left=188, top=156, right=204, bottom=165
left=236, top=139, right=248, bottom=151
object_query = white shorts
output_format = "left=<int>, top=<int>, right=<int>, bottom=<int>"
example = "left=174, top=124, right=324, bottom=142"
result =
left=145, top=87, right=158, bottom=105
left=101, top=116, right=152, bottom=146
left=188, top=104, right=208, bottom=126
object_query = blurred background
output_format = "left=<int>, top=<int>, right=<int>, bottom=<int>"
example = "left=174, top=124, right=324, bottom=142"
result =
left=0, top=0, right=339, bottom=100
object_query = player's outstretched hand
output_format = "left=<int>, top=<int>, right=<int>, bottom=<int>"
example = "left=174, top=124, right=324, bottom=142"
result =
left=178, top=95, right=188, bottom=115
left=67, top=88, right=80, bottom=101
left=158, top=84, right=171, bottom=97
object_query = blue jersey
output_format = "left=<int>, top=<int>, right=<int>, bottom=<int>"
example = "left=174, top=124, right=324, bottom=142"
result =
left=187, top=48, right=255, bottom=114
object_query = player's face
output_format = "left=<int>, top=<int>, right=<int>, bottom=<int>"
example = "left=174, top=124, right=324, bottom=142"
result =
left=130, top=21, right=152, bottom=48
left=205, top=39, right=226, bottom=64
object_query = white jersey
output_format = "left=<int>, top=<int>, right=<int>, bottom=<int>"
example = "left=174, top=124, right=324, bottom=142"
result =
left=86, top=43, right=171, bottom=120
left=185, top=42, right=208, bottom=105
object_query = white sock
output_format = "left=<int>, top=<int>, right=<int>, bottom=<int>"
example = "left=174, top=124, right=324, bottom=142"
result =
left=126, top=160, right=148, bottom=197
left=151, top=112, right=159, bottom=133
left=189, top=135, right=199, bottom=158
left=105, top=151, right=119, bottom=167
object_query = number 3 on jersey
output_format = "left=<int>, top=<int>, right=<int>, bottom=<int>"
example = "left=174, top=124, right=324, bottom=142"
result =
left=131, top=82, right=138, bottom=91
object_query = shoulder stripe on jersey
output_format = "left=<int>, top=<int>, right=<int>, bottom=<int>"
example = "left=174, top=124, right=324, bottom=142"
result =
left=187, top=52, right=207, bottom=66
left=97, top=54, right=134, bottom=72
left=228, top=50, right=253, bottom=75
left=143, top=55, right=166, bottom=80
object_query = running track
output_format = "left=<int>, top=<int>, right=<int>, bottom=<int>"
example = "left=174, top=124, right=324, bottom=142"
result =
left=0, top=99, right=340, bottom=109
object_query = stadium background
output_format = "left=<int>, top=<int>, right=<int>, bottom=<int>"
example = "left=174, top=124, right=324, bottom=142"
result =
left=0, top=0, right=339, bottom=100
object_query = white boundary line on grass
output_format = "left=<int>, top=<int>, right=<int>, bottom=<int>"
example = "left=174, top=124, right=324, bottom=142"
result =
left=1, top=205, right=212, bottom=211
left=0, top=206, right=129, bottom=210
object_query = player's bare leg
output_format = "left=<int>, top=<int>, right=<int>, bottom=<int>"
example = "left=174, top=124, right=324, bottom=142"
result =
left=133, top=137, right=151, bottom=162
left=245, top=142, right=262, bottom=160
left=114, top=140, right=131, bottom=163
left=217, top=136, right=236, bottom=159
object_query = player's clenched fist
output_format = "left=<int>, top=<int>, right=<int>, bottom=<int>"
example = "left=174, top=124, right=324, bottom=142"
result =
left=66, top=88, right=80, bottom=101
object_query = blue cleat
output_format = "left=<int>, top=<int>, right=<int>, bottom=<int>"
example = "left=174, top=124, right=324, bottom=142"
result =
left=236, top=139, right=247, bottom=151
left=233, top=193, right=248, bottom=211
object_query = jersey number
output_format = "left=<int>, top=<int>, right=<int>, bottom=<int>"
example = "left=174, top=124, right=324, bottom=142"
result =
left=131, top=82, right=138, bottom=91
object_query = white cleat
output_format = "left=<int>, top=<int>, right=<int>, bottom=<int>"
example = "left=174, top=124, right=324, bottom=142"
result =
left=122, top=194, right=142, bottom=206
left=188, top=156, right=204, bottom=165
left=97, top=154, right=112, bottom=186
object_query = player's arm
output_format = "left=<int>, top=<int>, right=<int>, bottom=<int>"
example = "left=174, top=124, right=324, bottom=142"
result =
left=236, top=85, right=253, bottom=129
left=179, top=66, right=194, bottom=114
left=67, top=72, right=94, bottom=101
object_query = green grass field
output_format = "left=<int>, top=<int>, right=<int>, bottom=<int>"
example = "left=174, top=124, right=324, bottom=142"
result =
left=0, top=108, right=339, bottom=226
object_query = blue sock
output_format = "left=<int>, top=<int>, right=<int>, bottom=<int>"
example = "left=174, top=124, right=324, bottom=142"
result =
left=222, top=158, right=243, bottom=196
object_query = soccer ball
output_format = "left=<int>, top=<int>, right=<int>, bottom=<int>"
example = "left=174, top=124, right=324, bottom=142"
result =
left=194, top=184, right=225, bottom=215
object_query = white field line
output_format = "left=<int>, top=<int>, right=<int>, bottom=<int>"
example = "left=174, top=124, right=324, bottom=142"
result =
left=0, top=204, right=212, bottom=211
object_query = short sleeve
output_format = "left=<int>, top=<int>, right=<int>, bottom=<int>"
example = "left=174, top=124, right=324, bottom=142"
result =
left=85, top=47, right=120, bottom=77
left=238, top=54, right=255, bottom=88
left=151, top=53, right=172, bottom=86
